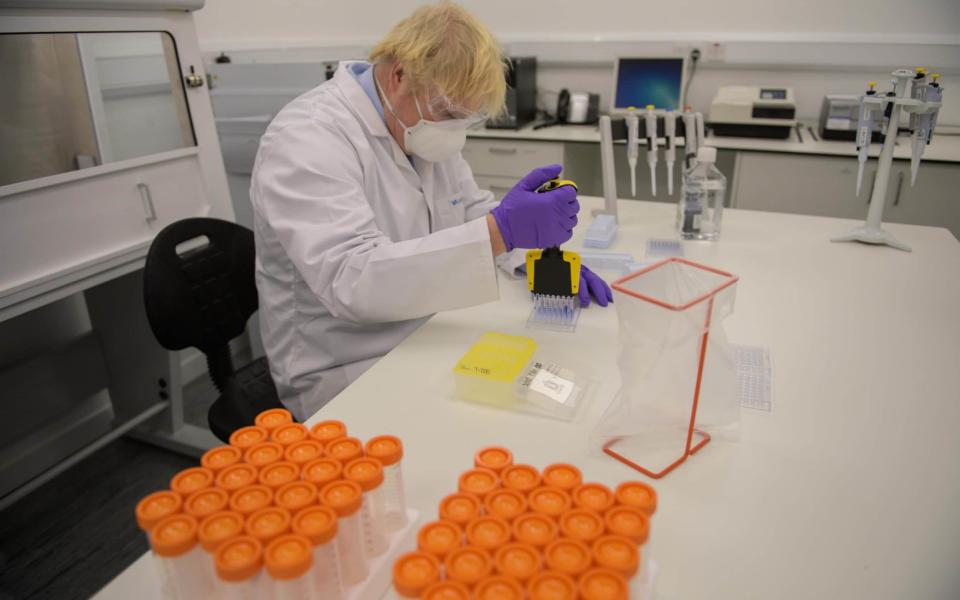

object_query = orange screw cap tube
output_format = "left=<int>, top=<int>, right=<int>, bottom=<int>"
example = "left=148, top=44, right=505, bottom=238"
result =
left=604, top=505, right=650, bottom=545
left=291, top=505, right=343, bottom=599
left=284, top=439, right=324, bottom=465
left=135, top=490, right=182, bottom=532
left=302, top=457, right=342, bottom=487
left=417, top=520, right=464, bottom=560
left=320, top=479, right=368, bottom=585
left=229, top=484, right=273, bottom=516
left=439, top=492, right=483, bottom=527
left=244, top=442, right=284, bottom=468
left=150, top=513, right=215, bottom=597
left=215, top=463, right=258, bottom=492
left=559, top=508, right=606, bottom=544
left=572, top=483, right=615, bottom=513
left=393, top=551, right=441, bottom=597
left=465, top=515, right=512, bottom=551
left=474, top=446, right=514, bottom=473
left=214, top=535, right=263, bottom=586
left=542, top=463, right=583, bottom=492
left=591, top=535, right=639, bottom=577
left=325, top=437, right=364, bottom=463
left=245, top=506, right=292, bottom=545
left=264, top=534, right=316, bottom=598
left=229, top=425, right=269, bottom=449
left=421, top=580, right=471, bottom=600
left=201, top=446, right=242, bottom=473
left=484, top=488, right=528, bottom=522
left=199, top=510, right=245, bottom=552
left=544, top=538, right=593, bottom=578
left=579, top=567, right=629, bottom=600
left=258, top=461, right=300, bottom=490
left=271, top=422, right=309, bottom=447
left=475, top=575, right=525, bottom=600
left=365, top=434, right=408, bottom=532
left=184, top=487, right=230, bottom=520
left=528, top=486, right=573, bottom=519
left=614, top=481, right=658, bottom=516
left=458, top=468, right=500, bottom=499
left=527, top=571, right=578, bottom=600
left=254, top=408, right=292, bottom=432
left=275, top=480, right=318, bottom=513
left=344, top=457, right=389, bottom=557
left=501, top=464, right=541, bottom=494
left=170, top=466, right=214, bottom=498
left=444, top=546, right=493, bottom=588
left=310, top=420, right=347, bottom=444
left=512, top=513, right=558, bottom=549
left=493, top=542, right=541, bottom=582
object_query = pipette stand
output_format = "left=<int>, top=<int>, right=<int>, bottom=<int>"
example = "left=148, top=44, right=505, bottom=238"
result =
left=832, top=69, right=942, bottom=252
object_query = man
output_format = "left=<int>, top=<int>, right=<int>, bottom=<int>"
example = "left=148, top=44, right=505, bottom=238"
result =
left=251, top=1, right=612, bottom=419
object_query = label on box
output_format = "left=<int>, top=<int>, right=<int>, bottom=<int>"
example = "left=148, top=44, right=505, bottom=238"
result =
left=524, top=363, right=574, bottom=405
left=827, top=117, right=852, bottom=131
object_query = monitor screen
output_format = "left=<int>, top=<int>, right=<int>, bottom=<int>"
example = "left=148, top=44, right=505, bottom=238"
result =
left=613, top=58, right=684, bottom=111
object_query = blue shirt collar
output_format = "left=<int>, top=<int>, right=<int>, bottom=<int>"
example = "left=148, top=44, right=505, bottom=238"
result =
left=348, top=61, right=385, bottom=120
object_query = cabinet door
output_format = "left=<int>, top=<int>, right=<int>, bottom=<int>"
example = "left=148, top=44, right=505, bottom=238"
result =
left=473, top=174, right=517, bottom=201
left=883, top=161, right=960, bottom=240
left=463, top=139, right=564, bottom=179
left=734, top=152, right=871, bottom=219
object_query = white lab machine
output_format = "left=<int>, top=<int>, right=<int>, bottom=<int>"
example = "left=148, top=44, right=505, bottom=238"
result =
left=709, top=86, right=797, bottom=139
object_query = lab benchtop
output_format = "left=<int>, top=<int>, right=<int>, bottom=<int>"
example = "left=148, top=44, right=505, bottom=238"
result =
left=468, top=120, right=960, bottom=163
left=96, top=198, right=960, bottom=600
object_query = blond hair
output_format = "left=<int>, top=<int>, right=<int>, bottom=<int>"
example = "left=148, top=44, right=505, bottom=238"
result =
left=369, top=1, right=507, bottom=117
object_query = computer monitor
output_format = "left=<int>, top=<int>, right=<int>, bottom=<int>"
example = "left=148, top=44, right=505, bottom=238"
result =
left=611, top=57, right=686, bottom=113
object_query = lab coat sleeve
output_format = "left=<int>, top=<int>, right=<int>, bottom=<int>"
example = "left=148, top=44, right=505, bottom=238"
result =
left=252, top=122, right=500, bottom=324
left=453, top=154, right=528, bottom=279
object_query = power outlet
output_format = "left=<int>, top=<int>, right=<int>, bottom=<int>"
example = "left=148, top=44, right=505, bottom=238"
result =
left=704, top=42, right=726, bottom=63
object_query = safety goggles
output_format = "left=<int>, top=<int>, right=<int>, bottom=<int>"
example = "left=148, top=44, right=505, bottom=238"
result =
left=425, top=93, right=488, bottom=126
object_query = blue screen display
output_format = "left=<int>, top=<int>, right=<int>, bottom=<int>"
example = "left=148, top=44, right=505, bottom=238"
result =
left=614, top=58, right=684, bottom=110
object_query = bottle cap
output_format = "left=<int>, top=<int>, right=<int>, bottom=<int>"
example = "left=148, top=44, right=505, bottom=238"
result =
left=310, top=420, right=347, bottom=444
left=572, top=483, right=615, bottom=513
left=393, top=552, right=440, bottom=598
left=244, top=442, right=284, bottom=468
left=542, top=463, right=582, bottom=491
left=344, top=457, right=385, bottom=491
left=198, top=510, right=245, bottom=551
left=493, top=542, right=541, bottom=582
left=444, top=546, right=493, bottom=586
left=604, top=505, right=650, bottom=545
left=544, top=538, right=592, bottom=577
left=697, top=146, right=717, bottom=163
left=365, top=435, right=403, bottom=466
left=254, top=408, right=292, bottom=432
left=417, top=520, right=464, bottom=559
left=458, top=468, right=500, bottom=499
left=527, top=571, right=577, bottom=600
left=475, top=575, right=525, bottom=599
left=578, top=567, right=629, bottom=600
left=528, top=487, right=572, bottom=519
left=170, top=466, right=214, bottom=498
left=291, top=505, right=338, bottom=546
left=439, top=492, right=483, bottom=526
left=264, top=533, right=313, bottom=580
left=274, top=480, right=318, bottom=513
left=474, top=446, right=513, bottom=472
left=302, top=457, right=343, bottom=487
left=135, top=490, right=182, bottom=531
left=229, top=425, right=270, bottom=449
left=150, top=513, right=198, bottom=557
left=215, top=463, right=258, bottom=492
left=319, top=479, right=363, bottom=517
left=214, top=535, right=263, bottom=582
left=325, top=436, right=364, bottom=462
left=591, top=535, right=639, bottom=577
left=271, top=422, right=308, bottom=446
left=284, top=440, right=324, bottom=465
left=258, top=461, right=300, bottom=490
left=184, top=487, right=229, bottom=519
left=229, top=484, right=273, bottom=515
left=245, top=506, right=291, bottom=544
left=559, top=508, right=606, bottom=543
left=201, top=445, right=242, bottom=472
left=466, top=515, right=512, bottom=551
left=501, top=464, right=541, bottom=493
left=614, top=481, right=657, bottom=516
left=394, top=551, right=442, bottom=597
left=484, top=488, right=528, bottom=522
left=421, top=580, right=471, bottom=600
left=512, top=513, right=558, bottom=549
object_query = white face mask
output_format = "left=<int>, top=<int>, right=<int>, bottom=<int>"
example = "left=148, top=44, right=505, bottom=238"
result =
left=376, top=77, right=469, bottom=162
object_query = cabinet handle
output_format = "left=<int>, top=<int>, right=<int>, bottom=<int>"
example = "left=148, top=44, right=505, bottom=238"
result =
left=893, top=171, right=904, bottom=207
left=488, top=147, right=517, bottom=155
left=138, top=183, right=157, bottom=223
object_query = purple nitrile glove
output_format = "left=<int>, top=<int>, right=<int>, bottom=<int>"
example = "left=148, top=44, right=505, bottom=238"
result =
left=489, top=164, right=579, bottom=251
left=578, top=265, right=613, bottom=308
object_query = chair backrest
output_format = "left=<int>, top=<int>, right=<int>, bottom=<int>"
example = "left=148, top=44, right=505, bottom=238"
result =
left=143, top=218, right=258, bottom=389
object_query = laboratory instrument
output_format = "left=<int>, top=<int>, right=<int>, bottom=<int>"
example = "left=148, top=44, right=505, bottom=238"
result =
left=626, top=107, right=640, bottom=197
left=664, top=109, right=677, bottom=195
left=854, top=82, right=879, bottom=197
left=527, top=178, right=582, bottom=330
left=579, top=251, right=635, bottom=273
left=645, top=105, right=659, bottom=196
left=819, top=94, right=882, bottom=142
left=678, top=147, right=726, bottom=240
left=595, top=258, right=740, bottom=478
left=708, top=86, right=797, bottom=138
left=682, top=109, right=699, bottom=168
left=486, top=56, right=538, bottom=130
left=534, top=89, right=599, bottom=129
left=832, top=68, right=944, bottom=252
left=612, top=57, right=687, bottom=113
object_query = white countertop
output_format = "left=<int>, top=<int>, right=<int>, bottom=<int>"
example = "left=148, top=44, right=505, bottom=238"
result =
left=97, top=198, right=960, bottom=599
left=468, top=122, right=960, bottom=163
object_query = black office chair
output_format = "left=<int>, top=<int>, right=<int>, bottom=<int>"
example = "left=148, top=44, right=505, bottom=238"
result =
left=143, top=217, right=287, bottom=442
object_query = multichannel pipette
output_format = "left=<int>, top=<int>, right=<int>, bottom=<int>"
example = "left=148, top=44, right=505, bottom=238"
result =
left=664, top=109, right=677, bottom=195
left=645, top=105, right=658, bottom=196
left=855, top=82, right=878, bottom=196
left=626, top=107, right=639, bottom=197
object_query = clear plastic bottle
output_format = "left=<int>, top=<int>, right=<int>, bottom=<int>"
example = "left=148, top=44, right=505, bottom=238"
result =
left=678, top=146, right=725, bottom=240
left=292, top=505, right=345, bottom=600
left=365, top=435, right=408, bottom=532
left=320, top=479, right=369, bottom=586
left=150, top=513, right=217, bottom=599
left=215, top=535, right=264, bottom=600
left=343, top=457, right=389, bottom=557
left=264, top=533, right=317, bottom=599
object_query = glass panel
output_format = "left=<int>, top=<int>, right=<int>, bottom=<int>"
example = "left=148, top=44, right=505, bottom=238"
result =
left=0, top=32, right=195, bottom=188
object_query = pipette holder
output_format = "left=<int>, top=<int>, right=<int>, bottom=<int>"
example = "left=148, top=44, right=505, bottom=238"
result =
left=832, top=69, right=943, bottom=252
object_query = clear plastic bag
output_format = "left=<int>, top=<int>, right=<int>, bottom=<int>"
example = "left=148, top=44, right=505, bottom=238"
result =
left=592, top=258, right=740, bottom=478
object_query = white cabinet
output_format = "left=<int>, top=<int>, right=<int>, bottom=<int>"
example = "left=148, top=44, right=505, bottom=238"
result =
left=463, top=138, right=564, bottom=200
left=884, top=161, right=960, bottom=238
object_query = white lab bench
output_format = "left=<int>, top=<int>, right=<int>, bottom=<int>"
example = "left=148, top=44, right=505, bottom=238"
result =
left=464, top=123, right=960, bottom=239
left=96, top=197, right=960, bottom=599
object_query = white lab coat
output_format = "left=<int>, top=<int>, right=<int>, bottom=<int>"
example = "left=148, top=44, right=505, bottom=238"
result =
left=251, top=63, right=524, bottom=420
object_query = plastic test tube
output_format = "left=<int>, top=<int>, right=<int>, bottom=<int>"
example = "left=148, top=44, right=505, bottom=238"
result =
left=484, top=489, right=528, bottom=522
left=264, top=533, right=317, bottom=599
left=170, top=466, right=214, bottom=499
left=135, top=490, right=182, bottom=543
left=528, top=486, right=573, bottom=520
left=271, top=422, right=309, bottom=447
left=439, top=492, right=483, bottom=528
left=493, top=542, right=541, bottom=584
left=365, top=435, right=408, bottom=531
left=614, top=481, right=657, bottom=516
left=559, top=508, right=606, bottom=544
left=201, top=445, right=243, bottom=473
left=571, top=483, right=615, bottom=513
left=465, top=516, right=512, bottom=552
left=275, top=480, right=318, bottom=514
left=258, top=461, right=300, bottom=491
left=150, top=513, right=216, bottom=599
left=458, top=467, right=500, bottom=500
left=302, top=457, right=343, bottom=489
left=229, top=484, right=273, bottom=517
left=393, top=551, right=442, bottom=598
left=344, top=457, right=389, bottom=556
left=310, top=419, right=347, bottom=446
left=473, top=445, right=514, bottom=474
left=184, top=487, right=230, bottom=521
left=421, top=580, right=471, bottom=600
left=284, top=439, right=324, bottom=467
left=292, top=505, right=344, bottom=600
left=244, top=441, right=284, bottom=469
left=527, top=570, right=578, bottom=600
left=325, top=436, right=364, bottom=463
left=592, top=534, right=639, bottom=578
left=445, top=545, right=494, bottom=589
left=417, top=520, right=464, bottom=560
left=542, top=463, right=583, bottom=493
left=578, top=567, right=629, bottom=600
left=245, top=506, right=292, bottom=546
left=215, top=463, right=259, bottom=493
left=198, top=510, right=246, bottom=585
left=512, top=513, right=559, bottom=550
left=543, top=538, right=592, bottom=579
left=500, top=464, right=542, bottom=494
left=229, top=425, right=270, bottom=450
left=255, top=408, right=293, bottom=433
left=215, top=535, right=264, bottom=600
left=320, top=479, right=369, bottom=585
left=476, top=575, right=525, bottom=600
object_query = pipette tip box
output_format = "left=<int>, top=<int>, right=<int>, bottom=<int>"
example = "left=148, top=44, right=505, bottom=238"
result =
left=584, top=214, right=618, bottom=248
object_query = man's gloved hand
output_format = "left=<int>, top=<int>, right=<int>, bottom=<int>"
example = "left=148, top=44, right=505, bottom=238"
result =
left=489, top=164, right=579, bottom=251
left=578, top=265, right=613, bottom=308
